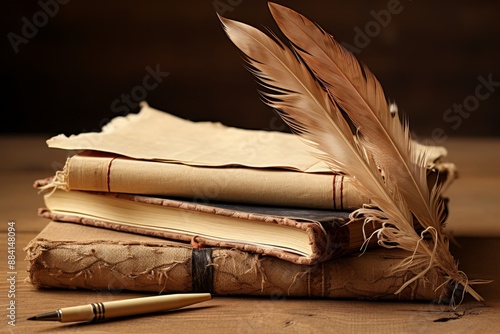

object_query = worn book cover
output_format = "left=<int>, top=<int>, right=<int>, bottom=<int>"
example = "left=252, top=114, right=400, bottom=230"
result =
left=25, top=221, right=446, bottom=301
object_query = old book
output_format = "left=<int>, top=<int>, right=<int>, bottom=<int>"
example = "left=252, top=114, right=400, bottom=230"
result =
left=42, top=103, right=456, bottom=210
left=25, top=221, right=447, bottom=301
left=45, top=150, right=368, bottom=210
left=37, top=188, right=378, bottom=265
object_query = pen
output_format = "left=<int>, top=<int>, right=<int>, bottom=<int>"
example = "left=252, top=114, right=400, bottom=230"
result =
left=27, top=293, right=211, bottom=322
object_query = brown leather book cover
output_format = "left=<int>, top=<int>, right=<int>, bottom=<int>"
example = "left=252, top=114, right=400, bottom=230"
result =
left=37, top=188, right=378, bottom=266
left=25, top=221, right=447, bottom=301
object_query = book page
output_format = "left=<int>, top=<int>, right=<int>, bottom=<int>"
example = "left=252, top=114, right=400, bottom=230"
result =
left=47, top=102, right=330, bottom=173
left=47, top=102, right=447, bottom=173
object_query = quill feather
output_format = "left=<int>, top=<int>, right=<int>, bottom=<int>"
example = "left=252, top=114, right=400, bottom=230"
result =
left=217, top=14, right=428, bottom=269
left=218, top=7, right=483, bottom=302
left=267, top=2, right=444, bottom=230
left=218, top=14, right=411, bottom=225
left=267, top=2, right=479, bottom=298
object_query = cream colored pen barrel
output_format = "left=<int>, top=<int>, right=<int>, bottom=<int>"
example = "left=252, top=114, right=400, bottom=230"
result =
left=60, top=293, right=211, bottom=322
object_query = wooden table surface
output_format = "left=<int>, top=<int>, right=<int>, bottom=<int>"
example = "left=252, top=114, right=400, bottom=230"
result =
left=1, top=136, right=499, bottom=333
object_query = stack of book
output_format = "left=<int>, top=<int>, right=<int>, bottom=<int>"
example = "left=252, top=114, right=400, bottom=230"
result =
left=25, top=103, right=456, bottom=301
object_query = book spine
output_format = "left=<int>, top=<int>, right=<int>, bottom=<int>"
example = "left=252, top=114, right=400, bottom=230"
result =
left=25, top=239, right=444, bottom=301
left=58, top=154, right=370, bottom=210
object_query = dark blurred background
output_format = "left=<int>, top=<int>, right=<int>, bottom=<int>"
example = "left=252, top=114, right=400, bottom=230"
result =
left=2, top=0, right=500, bottom=140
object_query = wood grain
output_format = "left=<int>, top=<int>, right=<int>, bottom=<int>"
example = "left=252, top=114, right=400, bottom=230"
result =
left=1, top=136, right=499, bottom=333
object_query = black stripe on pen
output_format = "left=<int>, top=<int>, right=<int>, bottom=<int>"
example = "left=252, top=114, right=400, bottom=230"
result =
left=91, top=302, right=105, bottom=321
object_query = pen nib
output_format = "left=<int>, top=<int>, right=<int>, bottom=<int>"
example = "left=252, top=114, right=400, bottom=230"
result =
left=27, top=311, right=60, bottom=321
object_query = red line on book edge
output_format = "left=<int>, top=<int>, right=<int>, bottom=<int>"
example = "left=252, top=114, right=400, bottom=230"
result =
left=340, top=175, right=344, bottom=210
left=106, top=157, right=117, bottom=192
left=332, top=174, right=337, bottom=210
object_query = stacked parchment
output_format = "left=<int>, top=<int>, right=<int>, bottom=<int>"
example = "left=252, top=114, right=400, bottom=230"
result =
left=26, top=103, right=456, bottom=301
